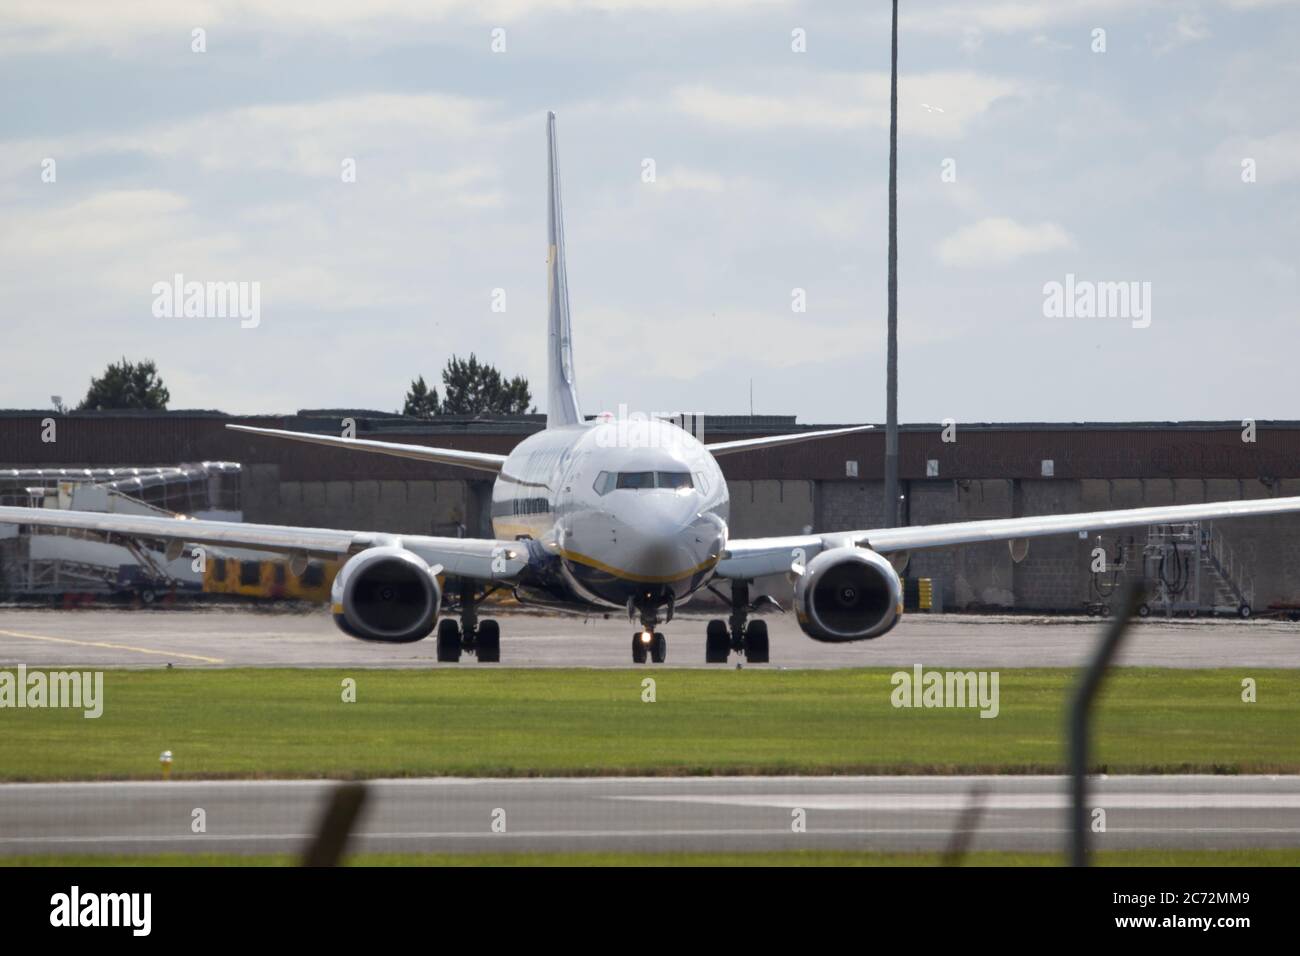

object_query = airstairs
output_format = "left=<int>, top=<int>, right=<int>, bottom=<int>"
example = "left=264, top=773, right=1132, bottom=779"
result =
left=1087, top=521, right=1255, bottom=618
left=1141, top=522, right=1254, bottom=618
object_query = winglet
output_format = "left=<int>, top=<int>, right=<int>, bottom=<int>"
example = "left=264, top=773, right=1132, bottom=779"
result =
left=546, top=111, right=583, bottom=428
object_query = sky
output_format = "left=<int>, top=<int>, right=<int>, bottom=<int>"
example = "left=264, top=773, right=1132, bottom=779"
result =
left=1, top=0, right=1297, bottom=425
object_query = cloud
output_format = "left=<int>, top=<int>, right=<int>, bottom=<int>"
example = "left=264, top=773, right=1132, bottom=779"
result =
left=577, top=306, right=871, bottom=380
left=1030, top=34, right=1072, bottom=51
left=1209, top=128, right=1300, bottom=183
left=654, top=166, right=728, bottom=193
left=0, top=91, right=527, bottom=366
left=904, top=0, right=1286, bottom=43
left=936, top=217, right=1075, bottom=268
left=0, top=0, right=786, bottom=53
left=1156, top=12, right=1212, bottom=53
left=0, top=92, right=504, bottom=191
left=1222, top=0, right=1300, bottom=8
left=905, top=0, right=1138, bottom=36
left=133, top=93, right=497, bottom=176
left=672, top=71, right=1024, bottom=139
left=3, top=1, right=1298, bottom=422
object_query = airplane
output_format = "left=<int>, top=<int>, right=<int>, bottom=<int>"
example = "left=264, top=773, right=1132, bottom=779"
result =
left=5, top=112, right=1300, bottom=665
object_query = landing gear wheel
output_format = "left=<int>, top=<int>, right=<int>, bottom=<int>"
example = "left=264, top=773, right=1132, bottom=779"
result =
left=651, top=632, right=667, bottom=664
left=436, top=619, right=462, bottom=662
left=1238, top=604, right=1252, bottom=620
left=477, top=619, right=500, bottom=662
left=705, top=619, right=730, bottom=663
left=743, top=620, right=769, bottom=663
left=632, top=632, right=649, bottom=664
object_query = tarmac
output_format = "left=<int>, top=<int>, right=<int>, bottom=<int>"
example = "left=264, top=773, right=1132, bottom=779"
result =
left=1, top=775, right=1296, bottom=857
left=0, top=605, right=1298, bottom=669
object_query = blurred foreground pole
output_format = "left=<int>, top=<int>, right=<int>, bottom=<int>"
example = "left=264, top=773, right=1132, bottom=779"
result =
left=1069, top=581, right=1143, bottom=866
left=302, top=782, right=368, bottom=867
left=940, top=782, right=989, bottom=867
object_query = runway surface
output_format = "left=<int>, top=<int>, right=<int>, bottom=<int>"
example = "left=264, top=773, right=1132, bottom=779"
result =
left=1, top=605, right=1298, bottom=669
left=1, top=775, right=1297, bottom=856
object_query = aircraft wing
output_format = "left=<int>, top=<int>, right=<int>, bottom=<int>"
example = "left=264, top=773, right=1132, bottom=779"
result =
left=706, top=424, right=872, bottom=456
left=716, top=495, right=1300, bottom=579
left=0, top=506, right=528, bottom=581
left=226, top=425, right=507, bottom=473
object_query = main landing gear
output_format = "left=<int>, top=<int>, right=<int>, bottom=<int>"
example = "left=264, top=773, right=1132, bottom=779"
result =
left=437, top=580, right=501, bottom=663
left=705, top=579, right=773, bottom=664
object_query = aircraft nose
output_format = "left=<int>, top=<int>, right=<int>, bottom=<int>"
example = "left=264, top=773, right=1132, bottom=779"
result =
left=619, top=494, right=723, bottom=578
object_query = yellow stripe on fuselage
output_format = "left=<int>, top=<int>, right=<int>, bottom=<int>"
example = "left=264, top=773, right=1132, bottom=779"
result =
left=558, top=548, right=718, bottom=585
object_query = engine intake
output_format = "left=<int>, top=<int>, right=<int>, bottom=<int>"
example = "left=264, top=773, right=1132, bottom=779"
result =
left=331, top=546, right=441, bottom=643
left=794, top=547, right=902, bottom=642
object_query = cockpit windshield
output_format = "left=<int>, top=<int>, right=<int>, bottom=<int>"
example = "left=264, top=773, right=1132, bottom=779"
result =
left=655, top=471, right=693, bottom=490
left=616, top=471, right=654, bottom=490
left=594, top=471, right=695, bottom=495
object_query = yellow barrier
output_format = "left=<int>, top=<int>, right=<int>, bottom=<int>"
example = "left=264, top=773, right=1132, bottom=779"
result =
left=203, top=556, right=341, bottom=602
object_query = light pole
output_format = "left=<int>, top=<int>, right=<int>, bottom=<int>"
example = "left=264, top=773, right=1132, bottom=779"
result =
left=883, top=0, right=900, bottom=527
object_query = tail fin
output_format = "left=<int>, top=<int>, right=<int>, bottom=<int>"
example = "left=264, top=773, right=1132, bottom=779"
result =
left=546, top=111, right=583, bottom=428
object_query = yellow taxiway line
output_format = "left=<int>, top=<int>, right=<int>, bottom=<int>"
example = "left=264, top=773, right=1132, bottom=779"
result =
left=0, top=628, right=224, bottom=664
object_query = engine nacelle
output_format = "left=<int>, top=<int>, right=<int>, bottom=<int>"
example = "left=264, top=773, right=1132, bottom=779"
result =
left=794, top=547, right=903, bottom=642
left=330, top=546, right=441, bottom=643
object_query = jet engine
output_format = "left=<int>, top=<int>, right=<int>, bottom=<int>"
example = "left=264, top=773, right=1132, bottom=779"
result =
left=794, top=547, right=903, bottom=642
left=330, top=546, right=441, bottom=643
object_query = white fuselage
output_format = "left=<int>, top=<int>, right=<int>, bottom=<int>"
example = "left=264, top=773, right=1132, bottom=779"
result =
left=490, top=418, right=729, bottom=612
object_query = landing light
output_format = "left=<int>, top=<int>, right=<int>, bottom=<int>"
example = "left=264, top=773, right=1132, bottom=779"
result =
left=640, top=630, right=652, bottom=644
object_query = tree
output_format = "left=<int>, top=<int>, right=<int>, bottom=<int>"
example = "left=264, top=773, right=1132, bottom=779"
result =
left=497, top=374, right=532, bottom=415
left=437, top=354, right=533, bottom=416
left=77, top=358, right=170, bottom=411
left=402, top=375, right=440, bottom=418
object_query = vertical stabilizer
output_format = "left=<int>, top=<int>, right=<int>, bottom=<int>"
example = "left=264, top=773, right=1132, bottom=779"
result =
left=546, top=111, right=583, bottom=428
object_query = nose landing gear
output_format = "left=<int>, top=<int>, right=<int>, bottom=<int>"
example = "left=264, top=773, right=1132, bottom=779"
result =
left=632, top=628, right=667, bottom=664
left=629, top=593, right=671, bottom=664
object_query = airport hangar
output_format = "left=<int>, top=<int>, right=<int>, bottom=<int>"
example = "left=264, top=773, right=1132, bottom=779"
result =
left=3, top=409, right=1300, bottom=616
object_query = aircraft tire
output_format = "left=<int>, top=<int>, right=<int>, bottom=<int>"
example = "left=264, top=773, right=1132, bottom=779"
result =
left=705, top=620, right=729, bottom=663
left=743, top=620, right=769, bottom=663
left=651, top=632, right=667, bottom=664
left=477, top=619, right=500, bottom=662
left=436, top=619, right=462, bottom=663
